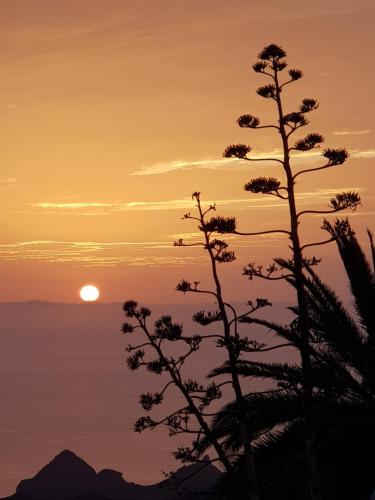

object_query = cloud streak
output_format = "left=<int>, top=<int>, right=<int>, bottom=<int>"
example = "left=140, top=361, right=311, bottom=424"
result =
left=130, top=158, right=238, bottom=175
left=0, top=239, right=206, bottom=267
left=0, top=178, right=18, bottom=190
left=130, top=148, right=375, bottom=176
left=351, top=150, right=375, bottom=158
left=31, top=199, right=218, bottom=213
left=1, top=182, right=367, bottom=269
left=30, top=197, right=285, bottom=214
left=333, top=130, right=372, bottom=136
left=0, top=232, right=299, bottom=268
left=29, top=186, right=365, bottom=217
left=131, top=149, right=302, bottom=176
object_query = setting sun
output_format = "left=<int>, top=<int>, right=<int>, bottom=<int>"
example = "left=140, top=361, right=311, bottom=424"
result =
left=79, top=285, right=100, bottom=302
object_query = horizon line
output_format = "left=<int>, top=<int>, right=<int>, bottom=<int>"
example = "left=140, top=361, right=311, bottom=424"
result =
left=0, top=299, right=292, bottom=306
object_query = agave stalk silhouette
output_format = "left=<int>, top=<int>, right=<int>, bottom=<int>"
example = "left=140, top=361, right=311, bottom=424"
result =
left=217, top=43, right=360, bottom=500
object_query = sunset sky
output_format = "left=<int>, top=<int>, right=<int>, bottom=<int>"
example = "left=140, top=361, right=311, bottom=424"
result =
left=2, top=2, right=375, bottom=497
left=1, top=0, right=375, bottom=303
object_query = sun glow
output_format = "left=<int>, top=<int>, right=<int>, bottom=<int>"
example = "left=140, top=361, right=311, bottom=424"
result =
left=79, top=285, right=100, bottom=302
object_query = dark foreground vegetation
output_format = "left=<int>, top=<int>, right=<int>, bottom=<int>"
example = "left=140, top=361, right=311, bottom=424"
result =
left=121, top=44, right=375, bottom=500
left=215, top=219, right=375, bottom=500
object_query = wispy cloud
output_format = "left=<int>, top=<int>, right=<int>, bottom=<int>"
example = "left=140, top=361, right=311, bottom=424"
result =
left=29, top=185, right=365, bottom=217
left=296, top=187, right=364, bottom=201
left=2, top=182, right=368, bottom=268
left=34, top=202, right=113, bottom=209
left=130, top=150, right=291, bottom=176
left=0, top=240, right=206, bottom=267
left=351, top=149, right=375, bottom=158
left=0, top=230, right=296, bottom=267
left=0, top=178, right=18, bottom=190
left=130, top=158, right=238, bottom=176
left=333, top=130, right=372, bottom=136
left=0, top=240, right=166, bottom=249
left=130, top=147, right=375, bottom=176
left=30, top=197, right=276, bottom=214
left=169, top=231, right=288, bottom=248
left=31, top=199, right=207, bottom=213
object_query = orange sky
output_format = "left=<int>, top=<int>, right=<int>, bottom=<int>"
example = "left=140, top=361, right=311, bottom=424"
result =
left=1, top=0, right=374, bottom=302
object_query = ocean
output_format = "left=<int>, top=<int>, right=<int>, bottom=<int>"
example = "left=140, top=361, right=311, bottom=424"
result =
left=0, top=301, right=293, bottom=497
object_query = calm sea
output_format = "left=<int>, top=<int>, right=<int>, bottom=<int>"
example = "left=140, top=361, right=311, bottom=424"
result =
left=0, top=301, right=293, bottom=497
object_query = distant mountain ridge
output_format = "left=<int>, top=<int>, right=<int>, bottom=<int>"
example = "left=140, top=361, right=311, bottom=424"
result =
left=2, top=450, right=220, bottom=500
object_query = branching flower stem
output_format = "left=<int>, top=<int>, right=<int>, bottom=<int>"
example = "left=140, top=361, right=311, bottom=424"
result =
left=194, top=192, right=261, bottom=500
left=131, top=312, right=233, bottom=473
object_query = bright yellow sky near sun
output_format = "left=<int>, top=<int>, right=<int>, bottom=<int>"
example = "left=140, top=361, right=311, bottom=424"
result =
left=1, top=0, right=374, bottom=302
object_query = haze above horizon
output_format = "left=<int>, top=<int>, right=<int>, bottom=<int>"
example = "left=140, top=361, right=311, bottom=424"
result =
left=1, top=0, right=374, bottom=303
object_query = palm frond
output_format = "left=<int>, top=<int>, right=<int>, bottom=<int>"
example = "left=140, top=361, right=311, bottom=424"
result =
left=218, top=422, right=306, bottom=500
left=240, top=316, right=300, bottom=346
left=304, top=267, right=366, bottom=370
left=209, top=360, right=301, bottom=385
left=197, top=389, right=301, bottom=454
left=325, top=219, right=375, bottom=341
left=367, top=229, right=375, bottom=274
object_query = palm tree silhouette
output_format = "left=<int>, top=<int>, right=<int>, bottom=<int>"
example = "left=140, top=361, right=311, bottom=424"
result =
left=198, top=219, right=375, bottom=499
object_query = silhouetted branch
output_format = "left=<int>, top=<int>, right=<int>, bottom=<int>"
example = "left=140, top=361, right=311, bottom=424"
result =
left=234, top=229, right=291, bottom=237
left=293, top=149, right=348, bottom=179
left=237, top=113, right=279, bottom=131
left=280, top=69, right=303, bottom=87
left=223, top=144, right=284, bottom=165
left=243, top=156, right=284, bottom=165
left=243, top=261, right=294, bottom=281
left=293, top=162, right=333, bottom=179
left=176, top=279, right=218, bottom=298
left=228, top=299, right=272, bottom=327
left=300, top=238, right=335, bottom=251
left=126, top=341, right=153, bottom=351
left=297, top=207, right=355, bottom=219
left=174, top=240, right=205, bottom=247
left=250, top=343, right=292, bottom=352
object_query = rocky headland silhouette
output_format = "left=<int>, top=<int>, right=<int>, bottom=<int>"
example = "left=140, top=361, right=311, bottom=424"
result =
left=2, top=450, right=220, bottom=500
